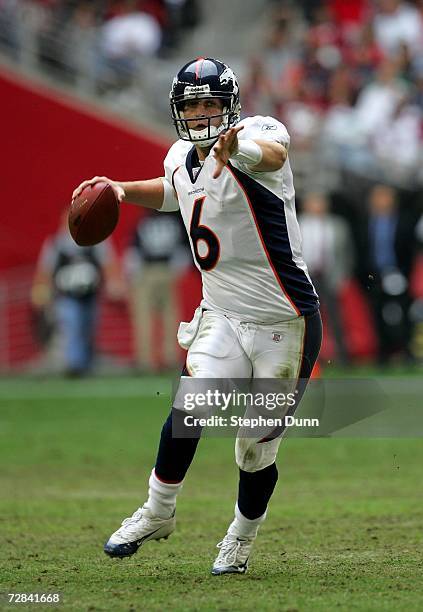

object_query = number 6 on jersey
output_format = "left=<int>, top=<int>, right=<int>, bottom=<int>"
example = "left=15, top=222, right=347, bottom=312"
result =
left=189, top=197, right=220, bottom=271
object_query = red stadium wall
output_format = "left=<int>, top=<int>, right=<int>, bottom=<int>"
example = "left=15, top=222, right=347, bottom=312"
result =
left=0, top=68, right=201, bottom=370
left=0, top=68, right=168, bottom=268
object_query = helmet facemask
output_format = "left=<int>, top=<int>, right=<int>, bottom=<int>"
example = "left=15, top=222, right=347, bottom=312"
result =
left=171, top=94, right=236, bottom=148
left=170, top=64, right=241, bottom=147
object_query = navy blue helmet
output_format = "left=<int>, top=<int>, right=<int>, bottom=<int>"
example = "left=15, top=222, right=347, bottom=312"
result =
left=170, top=57, right=241, bottom=147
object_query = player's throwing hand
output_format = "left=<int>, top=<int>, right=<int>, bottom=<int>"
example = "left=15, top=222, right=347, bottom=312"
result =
left=212, top=126, right=244, bottom=179
left=72, top=176, right=125, bottom=203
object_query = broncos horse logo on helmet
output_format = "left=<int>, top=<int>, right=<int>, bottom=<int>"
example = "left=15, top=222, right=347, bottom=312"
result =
left=170, top=57, right=241, bottom=148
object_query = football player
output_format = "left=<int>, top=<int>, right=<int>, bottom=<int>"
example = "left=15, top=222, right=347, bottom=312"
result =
left=73, top=58, right=322, bottom=575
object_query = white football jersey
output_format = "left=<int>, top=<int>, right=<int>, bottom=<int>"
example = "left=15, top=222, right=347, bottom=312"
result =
left=161, top=115, right=319, bottom=323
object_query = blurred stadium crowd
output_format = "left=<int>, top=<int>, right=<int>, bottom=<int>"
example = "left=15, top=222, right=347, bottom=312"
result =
left=0, top=0, right=422, bottom=373
left=2, top=0, right=423, bottom=186
left=0, top=0, right=200, bottom=87
left=246, top=0, right=423, bottom=188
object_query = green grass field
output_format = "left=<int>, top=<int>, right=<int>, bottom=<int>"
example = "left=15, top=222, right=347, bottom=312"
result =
left=1, top=374, right=423, bottom=611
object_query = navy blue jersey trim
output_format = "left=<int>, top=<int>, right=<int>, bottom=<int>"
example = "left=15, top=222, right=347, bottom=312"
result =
left=182, top=360, right=191, bottom=377
left=171, top=165, right=181, bottom=191
left=186, top=146, right=203, bottom=184
left=228, top=163, right=319, bottom=315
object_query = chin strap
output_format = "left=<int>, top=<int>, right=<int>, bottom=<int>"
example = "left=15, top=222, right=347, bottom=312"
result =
left=196, top=137, right=219, bottom=148
left=185, top=112, right=231, bottom=146
left=188, top=124, right=221, bottom=146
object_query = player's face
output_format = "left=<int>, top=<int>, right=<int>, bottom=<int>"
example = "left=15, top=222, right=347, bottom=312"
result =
left=182, top=98, right=224, bottom=131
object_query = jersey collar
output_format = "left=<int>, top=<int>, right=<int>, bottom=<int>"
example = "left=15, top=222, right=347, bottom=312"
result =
left=186, top=146, right=204, bottom=184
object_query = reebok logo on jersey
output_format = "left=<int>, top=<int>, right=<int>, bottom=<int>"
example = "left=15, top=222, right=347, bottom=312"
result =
left=188, top=186, right=205, bottom=196
left=272, top=333, right=282, bottom=342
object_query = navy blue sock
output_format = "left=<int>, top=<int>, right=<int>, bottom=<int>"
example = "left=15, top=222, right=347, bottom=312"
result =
left=154, top=408, right=202, bottom=483
left=237, top=463, right=278, bottom=519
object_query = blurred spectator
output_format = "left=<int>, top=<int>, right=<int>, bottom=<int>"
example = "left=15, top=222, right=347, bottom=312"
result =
left=283, top=82, right=323, bottom=149
left=242, top=56, right=276, bottom=118
left=299, top=192, right=353, bottom=364
left=281, top=7, right=331, bottom=148
left=327, top=0, right=371, bottom=42
left=320, top=66, right=356, bottom=155
left=64, top=2, right=100, bottom=86
left=242, top=6, right=303, bottom=118
left=99, top=0, right=162, bottom=89
left=358, top=185, right=418, bottom=364
left=344, top=22, right=384, bottom=88
left=322, top=58, right=413, bottom=180
left=372, top=93, right=422, bottom=183
left=373, top=0, right=423, bottom=59
left=354, top=58, right=408, bottom=141
left=294, top=0, right=323, bottom=24
left=263, top=6, right=302, bottom=85
left=161, top=0, right=200, bottom=52
left=124, top=210, right=190, bottom=372
left=31, top=211, right=123, bottom=376
left=0, top=0, right=20, bottom=58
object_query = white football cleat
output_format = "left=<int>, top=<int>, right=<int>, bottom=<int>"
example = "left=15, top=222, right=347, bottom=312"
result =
left=104, top=505, right=175, bottom=558
left=211, top=533, right=254, bottom=575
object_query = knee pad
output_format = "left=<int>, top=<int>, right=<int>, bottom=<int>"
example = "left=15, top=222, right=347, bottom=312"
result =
left=235, top=436, right=283, bottom=472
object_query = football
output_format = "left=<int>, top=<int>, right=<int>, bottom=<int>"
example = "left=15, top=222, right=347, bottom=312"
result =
left=69, top=181, right=119, bottom=246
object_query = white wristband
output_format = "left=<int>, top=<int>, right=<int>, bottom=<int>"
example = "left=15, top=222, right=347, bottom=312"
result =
left=159, top=177, right=179, bottom=212
left=230, top=140, right=263, bottom=166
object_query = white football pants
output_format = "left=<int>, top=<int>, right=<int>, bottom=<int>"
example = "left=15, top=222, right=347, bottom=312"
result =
left=174, top=309, right=321, bottom=472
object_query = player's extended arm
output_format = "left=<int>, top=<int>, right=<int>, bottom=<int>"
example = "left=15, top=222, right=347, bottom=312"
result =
left=72, top=176, right=171, bottom=210
left=252, top=139, right=288, bottom=172
left=213, top=127, right=287, bottom=179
